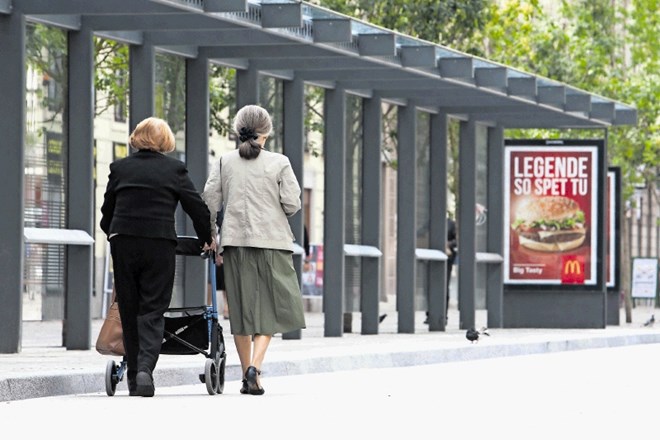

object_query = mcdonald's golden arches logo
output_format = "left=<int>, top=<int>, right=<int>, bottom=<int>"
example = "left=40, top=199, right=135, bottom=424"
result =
left=564, top=259, right=582, bottom=275
left=561, top=255, right=585, bottom=284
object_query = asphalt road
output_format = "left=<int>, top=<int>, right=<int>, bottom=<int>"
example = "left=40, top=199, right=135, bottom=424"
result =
left=2, top=343, right=658, bottom=439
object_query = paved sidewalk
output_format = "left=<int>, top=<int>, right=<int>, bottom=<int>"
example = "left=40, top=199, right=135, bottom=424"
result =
left=1, top=306, right=659, bottom=402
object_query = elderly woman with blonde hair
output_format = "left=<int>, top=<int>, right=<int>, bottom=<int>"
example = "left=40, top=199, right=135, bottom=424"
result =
left=203, top=105, right=306, bottom=395
left=101, top=117, right=212, bottom=397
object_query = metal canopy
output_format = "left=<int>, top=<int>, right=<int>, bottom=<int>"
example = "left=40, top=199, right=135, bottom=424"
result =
left=8, top=0, right=637, bottom=128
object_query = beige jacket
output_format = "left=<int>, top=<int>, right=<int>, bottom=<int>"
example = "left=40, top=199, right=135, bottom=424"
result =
left=202, top=149, right=301, bottom=252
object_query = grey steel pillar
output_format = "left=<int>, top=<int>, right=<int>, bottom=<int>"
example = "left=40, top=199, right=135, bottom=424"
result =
left=486, top=125, right=504, bottom=328
left=283, top=76, right=304, bottom=340
left=236, top=68, right=259, bottom=109
left=64, top=24, right=94, bottom=349
left=323, top=87, right=346, bottom=337
left=129, top=43, right=155, bottom=132
left=360, top=96, right=382, bottom=335
left=600, top=129, right=610, bottom=325
left=607, top=153, right=621, bottom=325
left=183, top=55, right=210, bottom=306
left=396, top=104, right=417, bottom=333
left=458, top=120, right=477, bottom=330
left=428, top=113, right=449, bottom=331
left=0, top=11, right=25, bottom=353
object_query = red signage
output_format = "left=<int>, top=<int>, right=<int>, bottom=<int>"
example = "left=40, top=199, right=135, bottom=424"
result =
left=561, top=255, right=585, bottom=284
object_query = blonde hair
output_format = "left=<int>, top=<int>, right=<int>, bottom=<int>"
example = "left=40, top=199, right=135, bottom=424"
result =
left=130, top=117, right=176, bottom=153
left=233, top=105, right=272, bottom=160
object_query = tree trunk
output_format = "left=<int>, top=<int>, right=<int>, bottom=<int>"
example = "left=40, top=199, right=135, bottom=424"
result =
left=621, top=205, right=633, bottom=323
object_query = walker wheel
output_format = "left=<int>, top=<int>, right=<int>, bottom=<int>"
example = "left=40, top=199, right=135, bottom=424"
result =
left=105, top=360, right=118, bottom=396
left=204, top=358, right=218, bottom=395
left=217, top=352, right=226, bottom=394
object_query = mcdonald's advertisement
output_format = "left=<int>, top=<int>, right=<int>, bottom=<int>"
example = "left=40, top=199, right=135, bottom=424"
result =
left=503, top=141, right=602, bottom=286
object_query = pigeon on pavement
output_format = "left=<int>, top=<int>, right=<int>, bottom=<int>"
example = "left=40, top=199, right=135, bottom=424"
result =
left=643, top=314, right=655, bottom=327
left=466, top=327, right=480, bottom=343
left=466, top=327, right=490, bottom=343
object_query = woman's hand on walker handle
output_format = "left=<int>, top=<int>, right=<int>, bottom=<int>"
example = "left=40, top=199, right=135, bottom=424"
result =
left=203, top=239, right=217, bottom=252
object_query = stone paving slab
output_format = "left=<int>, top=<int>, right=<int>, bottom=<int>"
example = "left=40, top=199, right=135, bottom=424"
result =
left=2, top=307, right=659, bottom=401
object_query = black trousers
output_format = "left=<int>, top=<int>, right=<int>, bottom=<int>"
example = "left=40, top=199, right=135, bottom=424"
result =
left=110, top=235, right=176, bottom=376
left=446, top=257, right=455, bottom=317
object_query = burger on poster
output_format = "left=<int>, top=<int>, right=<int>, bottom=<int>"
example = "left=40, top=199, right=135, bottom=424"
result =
left=512, top=196, right=587, bottom=252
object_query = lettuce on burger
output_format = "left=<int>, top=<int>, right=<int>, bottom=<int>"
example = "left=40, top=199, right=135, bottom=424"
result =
left=512, top=196, right=586, bottom=252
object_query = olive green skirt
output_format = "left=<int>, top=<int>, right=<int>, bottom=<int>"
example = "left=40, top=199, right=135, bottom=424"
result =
left=223, top=246, right=306, bottom=336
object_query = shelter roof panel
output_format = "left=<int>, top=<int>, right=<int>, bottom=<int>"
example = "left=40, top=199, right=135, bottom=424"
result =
left=203, top=0, right=246, bottom=13
left=17, top=0, right=186, bottom=15
left=143, top=28, right=295, bottom=45
left=311, top=18, right=352, bottom=44
left=83, top=13, right=241, bottom=31
left=260, top=2, right=302, bottom=28
left=399, top=45, right=437, bottom=68
left=156, top=44, right=198, bottom=57
left=28, top=14, right=81, bottom=29
left=14, top=0, right=637, bottom=128
left=199, top=43, right=339, bottom=59
left=249, top=57, right=392, bottom=71
left=95, top=31, right=144, bottom=45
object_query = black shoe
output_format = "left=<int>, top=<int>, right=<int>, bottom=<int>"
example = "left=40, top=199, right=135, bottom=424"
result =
left=245, top=366, right=265, bottom=396
left=127, top=371, right=137, bottom=396
left=239, top=379, right=248, bottom=395
left=135, top=371, right=155, bottom=397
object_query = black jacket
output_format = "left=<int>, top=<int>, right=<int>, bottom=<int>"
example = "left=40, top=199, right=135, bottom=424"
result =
left=447, top=218, right=457, bottom=260
left=100, top=149, right=212, bottom=247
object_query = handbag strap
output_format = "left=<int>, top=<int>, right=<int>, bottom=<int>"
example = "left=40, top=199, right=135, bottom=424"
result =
left=216, top=157, right=224, bottom=230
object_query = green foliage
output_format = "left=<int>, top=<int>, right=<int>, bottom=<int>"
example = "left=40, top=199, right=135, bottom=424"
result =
left=483, top=0, right=573, bottom=81
left=304, top=85, right=324, bottom=157
left=26, top=25, right=133, bottom=120
left=154, top=53, right=186, bottom=134
left=25, top=24, right=68, bottom=121
left=209, top=65, right=236, bottom=137
left=94, top=39, right=129, bottom=117
left=484, top=0, right=658, bottom=204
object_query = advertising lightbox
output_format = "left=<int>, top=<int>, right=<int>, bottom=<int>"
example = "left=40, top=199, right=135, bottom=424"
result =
left=504, top=140, right=604, bottom=287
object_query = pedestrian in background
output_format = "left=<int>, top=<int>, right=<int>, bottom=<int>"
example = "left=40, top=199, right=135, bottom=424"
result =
left=203, top=104, right=306, bottom=396
left=425, top=216, right=458, bottom=325
left=100, top=117, right=212, bottom=397
left=445, top=216, right=458, bottom=323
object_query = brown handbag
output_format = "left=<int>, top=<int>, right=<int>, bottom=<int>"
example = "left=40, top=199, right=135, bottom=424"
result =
left=96, top=292, right=125, bottom=356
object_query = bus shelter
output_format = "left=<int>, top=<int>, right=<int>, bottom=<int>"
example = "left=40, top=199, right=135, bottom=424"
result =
left=0, top=0, right=637, bottom=353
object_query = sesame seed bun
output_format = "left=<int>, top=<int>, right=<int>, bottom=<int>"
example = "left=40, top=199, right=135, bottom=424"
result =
left=515, top=196, right=580, bottom=223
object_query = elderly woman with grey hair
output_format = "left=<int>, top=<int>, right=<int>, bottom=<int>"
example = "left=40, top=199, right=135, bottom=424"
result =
left=203, top=105, right=306, bottom=395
